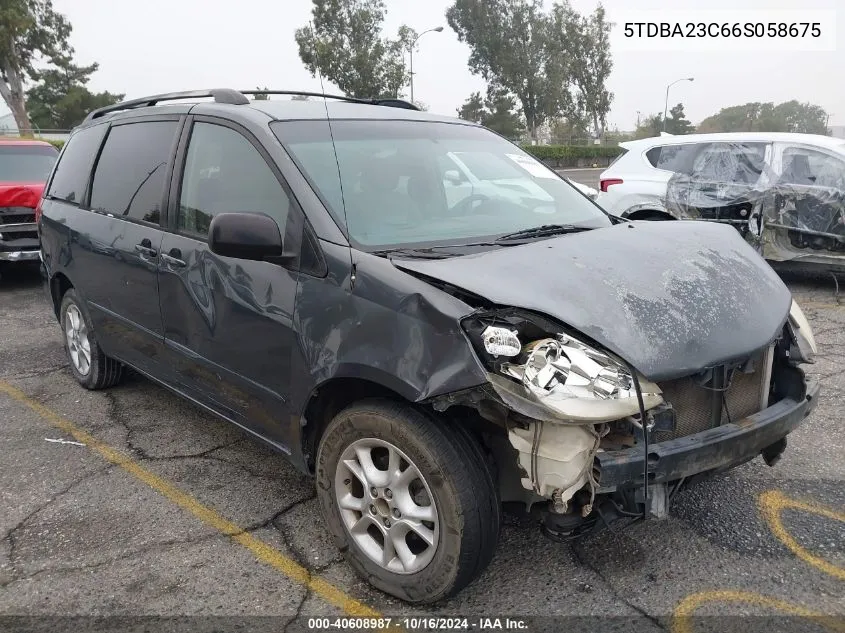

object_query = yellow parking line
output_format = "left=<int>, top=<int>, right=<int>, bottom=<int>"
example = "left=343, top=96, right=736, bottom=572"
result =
left=672, top=590, right=845, bottom=633
left=758, top=490, right=845, bottom=581
left=0, top=380, right=380, bottom=618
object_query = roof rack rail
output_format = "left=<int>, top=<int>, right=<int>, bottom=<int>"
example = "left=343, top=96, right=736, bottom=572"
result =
left=84, top=89, right=250, bottom=122
left=240, top=90, right=420, bottom=111
left=83, top=88, right=420, bottom=122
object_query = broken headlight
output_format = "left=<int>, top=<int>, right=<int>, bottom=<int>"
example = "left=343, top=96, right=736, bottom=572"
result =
left=497, top=333, right=662, bottom=420
left=465, top=312, right=663, bottom=422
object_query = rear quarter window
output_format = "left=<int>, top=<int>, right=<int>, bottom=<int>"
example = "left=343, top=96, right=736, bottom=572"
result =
left=47, top=124, right=108, bottom=204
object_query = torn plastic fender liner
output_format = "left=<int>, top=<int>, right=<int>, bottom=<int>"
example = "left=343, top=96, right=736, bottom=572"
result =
left=486, top=373, right=663, bottom=424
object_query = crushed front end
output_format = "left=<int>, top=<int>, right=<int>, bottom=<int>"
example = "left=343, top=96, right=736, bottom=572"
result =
left=435, top=302, right=819, bottom=540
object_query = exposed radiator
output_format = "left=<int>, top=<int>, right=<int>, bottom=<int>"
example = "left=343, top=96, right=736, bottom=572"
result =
left=653, top=348, right=773, bottom=442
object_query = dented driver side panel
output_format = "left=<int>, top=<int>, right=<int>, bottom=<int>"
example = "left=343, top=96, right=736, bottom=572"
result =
left=288, top=240, right=488, bottom=444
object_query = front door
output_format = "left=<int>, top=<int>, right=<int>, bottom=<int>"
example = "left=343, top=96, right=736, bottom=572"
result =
left=82, top=118, right=181, bottom=373
left=157, top=118, right=300, bottom=448
left=768, top=144, right=845, bottom=253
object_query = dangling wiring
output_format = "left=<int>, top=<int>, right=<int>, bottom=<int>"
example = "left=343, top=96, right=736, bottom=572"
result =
left=626, top=361, right=650, bottom=519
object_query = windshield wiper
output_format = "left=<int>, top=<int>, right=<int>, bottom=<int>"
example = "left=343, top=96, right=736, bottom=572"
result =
left=494, top=224, right=592, bottom=243
left=372, top=248, right=457, bottom=260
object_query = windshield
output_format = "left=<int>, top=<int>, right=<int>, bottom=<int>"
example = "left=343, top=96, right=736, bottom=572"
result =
left=0, top=144, right=59, bottom=183
left=273, top=120, right=609, bottom=250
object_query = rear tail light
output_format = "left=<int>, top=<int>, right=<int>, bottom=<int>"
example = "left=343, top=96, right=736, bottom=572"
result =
left=600, top=178, right=623, bottom=193
left=34, top=198, right=44, bottom=223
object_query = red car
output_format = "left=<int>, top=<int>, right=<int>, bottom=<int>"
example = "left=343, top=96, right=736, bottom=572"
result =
left=0, top=138, right=59, bottom=268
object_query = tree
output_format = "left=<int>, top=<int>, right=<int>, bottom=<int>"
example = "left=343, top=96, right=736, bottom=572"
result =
left=252, top=86, right=269, bottom=100
left=0, top=0, right=73, bottom=133
left=629, top=104, right=694, bottom=138
left=633, top=113, right=663, bottom=139
left=550, top=2, right=613, bottom=138
left=697, top=100, right=829, bottom=134
left=26, top=61, right=123, bottom=129
left=665, top=103, right=694, bottom=135
left=549, top=116, right=590, bottom=144
left=458, top=87, right=524, bottom=139
left=481, top=88, right=524, bottom=139
left=772, top=100, right=828, bottom=134
left=447, top=0, right=565, bottom=141
left=295, top=0, right=411, bottom=99
left=457, top=91, right=485, bottom=123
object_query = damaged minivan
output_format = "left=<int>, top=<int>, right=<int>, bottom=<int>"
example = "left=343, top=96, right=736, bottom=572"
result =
left=39, top=90, right=819, bottom=604
left=597, top=132, right=845, bottom=271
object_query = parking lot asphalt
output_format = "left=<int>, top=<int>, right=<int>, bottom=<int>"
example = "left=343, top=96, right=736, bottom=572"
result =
left=1, top=256, right=844, bottom=629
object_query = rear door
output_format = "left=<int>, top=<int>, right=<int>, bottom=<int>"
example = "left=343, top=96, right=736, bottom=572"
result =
left=157, top=117, right=301, bottom=446
left=82, top=117, right=182, bottom=372
left=683, top=142, right=769, bottom=231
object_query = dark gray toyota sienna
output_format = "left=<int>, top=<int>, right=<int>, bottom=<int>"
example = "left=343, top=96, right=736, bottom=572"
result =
left=38, top=89, right=819, bottom=604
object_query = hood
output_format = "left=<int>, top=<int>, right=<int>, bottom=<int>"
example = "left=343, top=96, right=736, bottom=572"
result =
left=393, top=221, right=791, bottom=382
left=0, top=183, right=45, bottom=208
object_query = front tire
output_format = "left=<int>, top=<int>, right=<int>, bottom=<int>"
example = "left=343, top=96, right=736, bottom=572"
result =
left=60, top=289, right=124, bottom=390
left=316, top=399, right=500, bottom=604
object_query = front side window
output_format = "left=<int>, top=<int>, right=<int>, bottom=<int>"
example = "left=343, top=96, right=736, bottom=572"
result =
left=178, top=122, right=290, bottom=237
left=274, top=119, right=609, bottom=249
left=90, top=121, right=178, bottom=224
left=0, top=144, right=58, bottom=183
left=780, top=147, right=845, bottom=189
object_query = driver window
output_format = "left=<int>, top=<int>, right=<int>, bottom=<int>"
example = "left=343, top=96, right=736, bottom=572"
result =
left=178, top=122, right=291, bottom=237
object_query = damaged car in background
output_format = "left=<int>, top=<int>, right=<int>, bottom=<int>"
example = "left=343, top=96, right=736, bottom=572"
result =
left=597, top=132, right=845, bottom=272
left=39, top=90, right=819, bottom=606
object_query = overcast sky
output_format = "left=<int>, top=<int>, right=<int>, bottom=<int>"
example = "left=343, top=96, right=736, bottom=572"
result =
left=8, top=0, right=843, bottom=129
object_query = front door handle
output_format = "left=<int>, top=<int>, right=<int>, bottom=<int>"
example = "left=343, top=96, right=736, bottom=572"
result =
left=161, top=248, right=186, bottom=268
left=134, top=239, right=157, bottom=258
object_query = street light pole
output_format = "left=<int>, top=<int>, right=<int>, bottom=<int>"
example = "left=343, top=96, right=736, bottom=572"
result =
left=663, top=77, right=694, bottom=133
left=409, top=26, right=443, bottom=104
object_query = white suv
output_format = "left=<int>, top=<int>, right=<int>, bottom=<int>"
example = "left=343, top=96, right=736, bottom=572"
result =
left=597, top=132, right=845, bottom=270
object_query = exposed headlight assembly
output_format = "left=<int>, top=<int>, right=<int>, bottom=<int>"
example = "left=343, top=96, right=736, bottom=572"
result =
left=788, top=300, right=817, bottom=362
left=478, top=324, right=662, bottom=423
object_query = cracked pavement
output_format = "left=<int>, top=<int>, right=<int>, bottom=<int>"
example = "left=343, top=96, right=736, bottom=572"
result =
left=0, top=260, right=843, bottom=631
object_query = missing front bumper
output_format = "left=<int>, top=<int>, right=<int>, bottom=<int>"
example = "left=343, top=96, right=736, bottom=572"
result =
left=594, top=379, right=819, bottom=492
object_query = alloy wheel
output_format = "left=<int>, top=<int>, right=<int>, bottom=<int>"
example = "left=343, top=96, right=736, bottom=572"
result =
left=65, top=304, right=91, bottom=376
left=334, top=438, right=439, bottom=574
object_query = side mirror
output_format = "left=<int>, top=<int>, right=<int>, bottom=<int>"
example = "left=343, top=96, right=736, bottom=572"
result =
left=444, top=169, right=464, bottom=185
left=208, top=212, right=284, bottom=262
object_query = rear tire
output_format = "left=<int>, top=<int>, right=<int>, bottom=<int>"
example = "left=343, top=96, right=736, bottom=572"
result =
left=316, top=399, right=500, bottom=604
left=60, top=289, right=124, bottom=390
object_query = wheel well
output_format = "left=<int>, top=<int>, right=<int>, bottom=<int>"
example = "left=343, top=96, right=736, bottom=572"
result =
left=626, top=209, right=675, bottom=221
left=50, top=273, right=73, bottom=317
left=301, top=378, right=406, bottom=472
